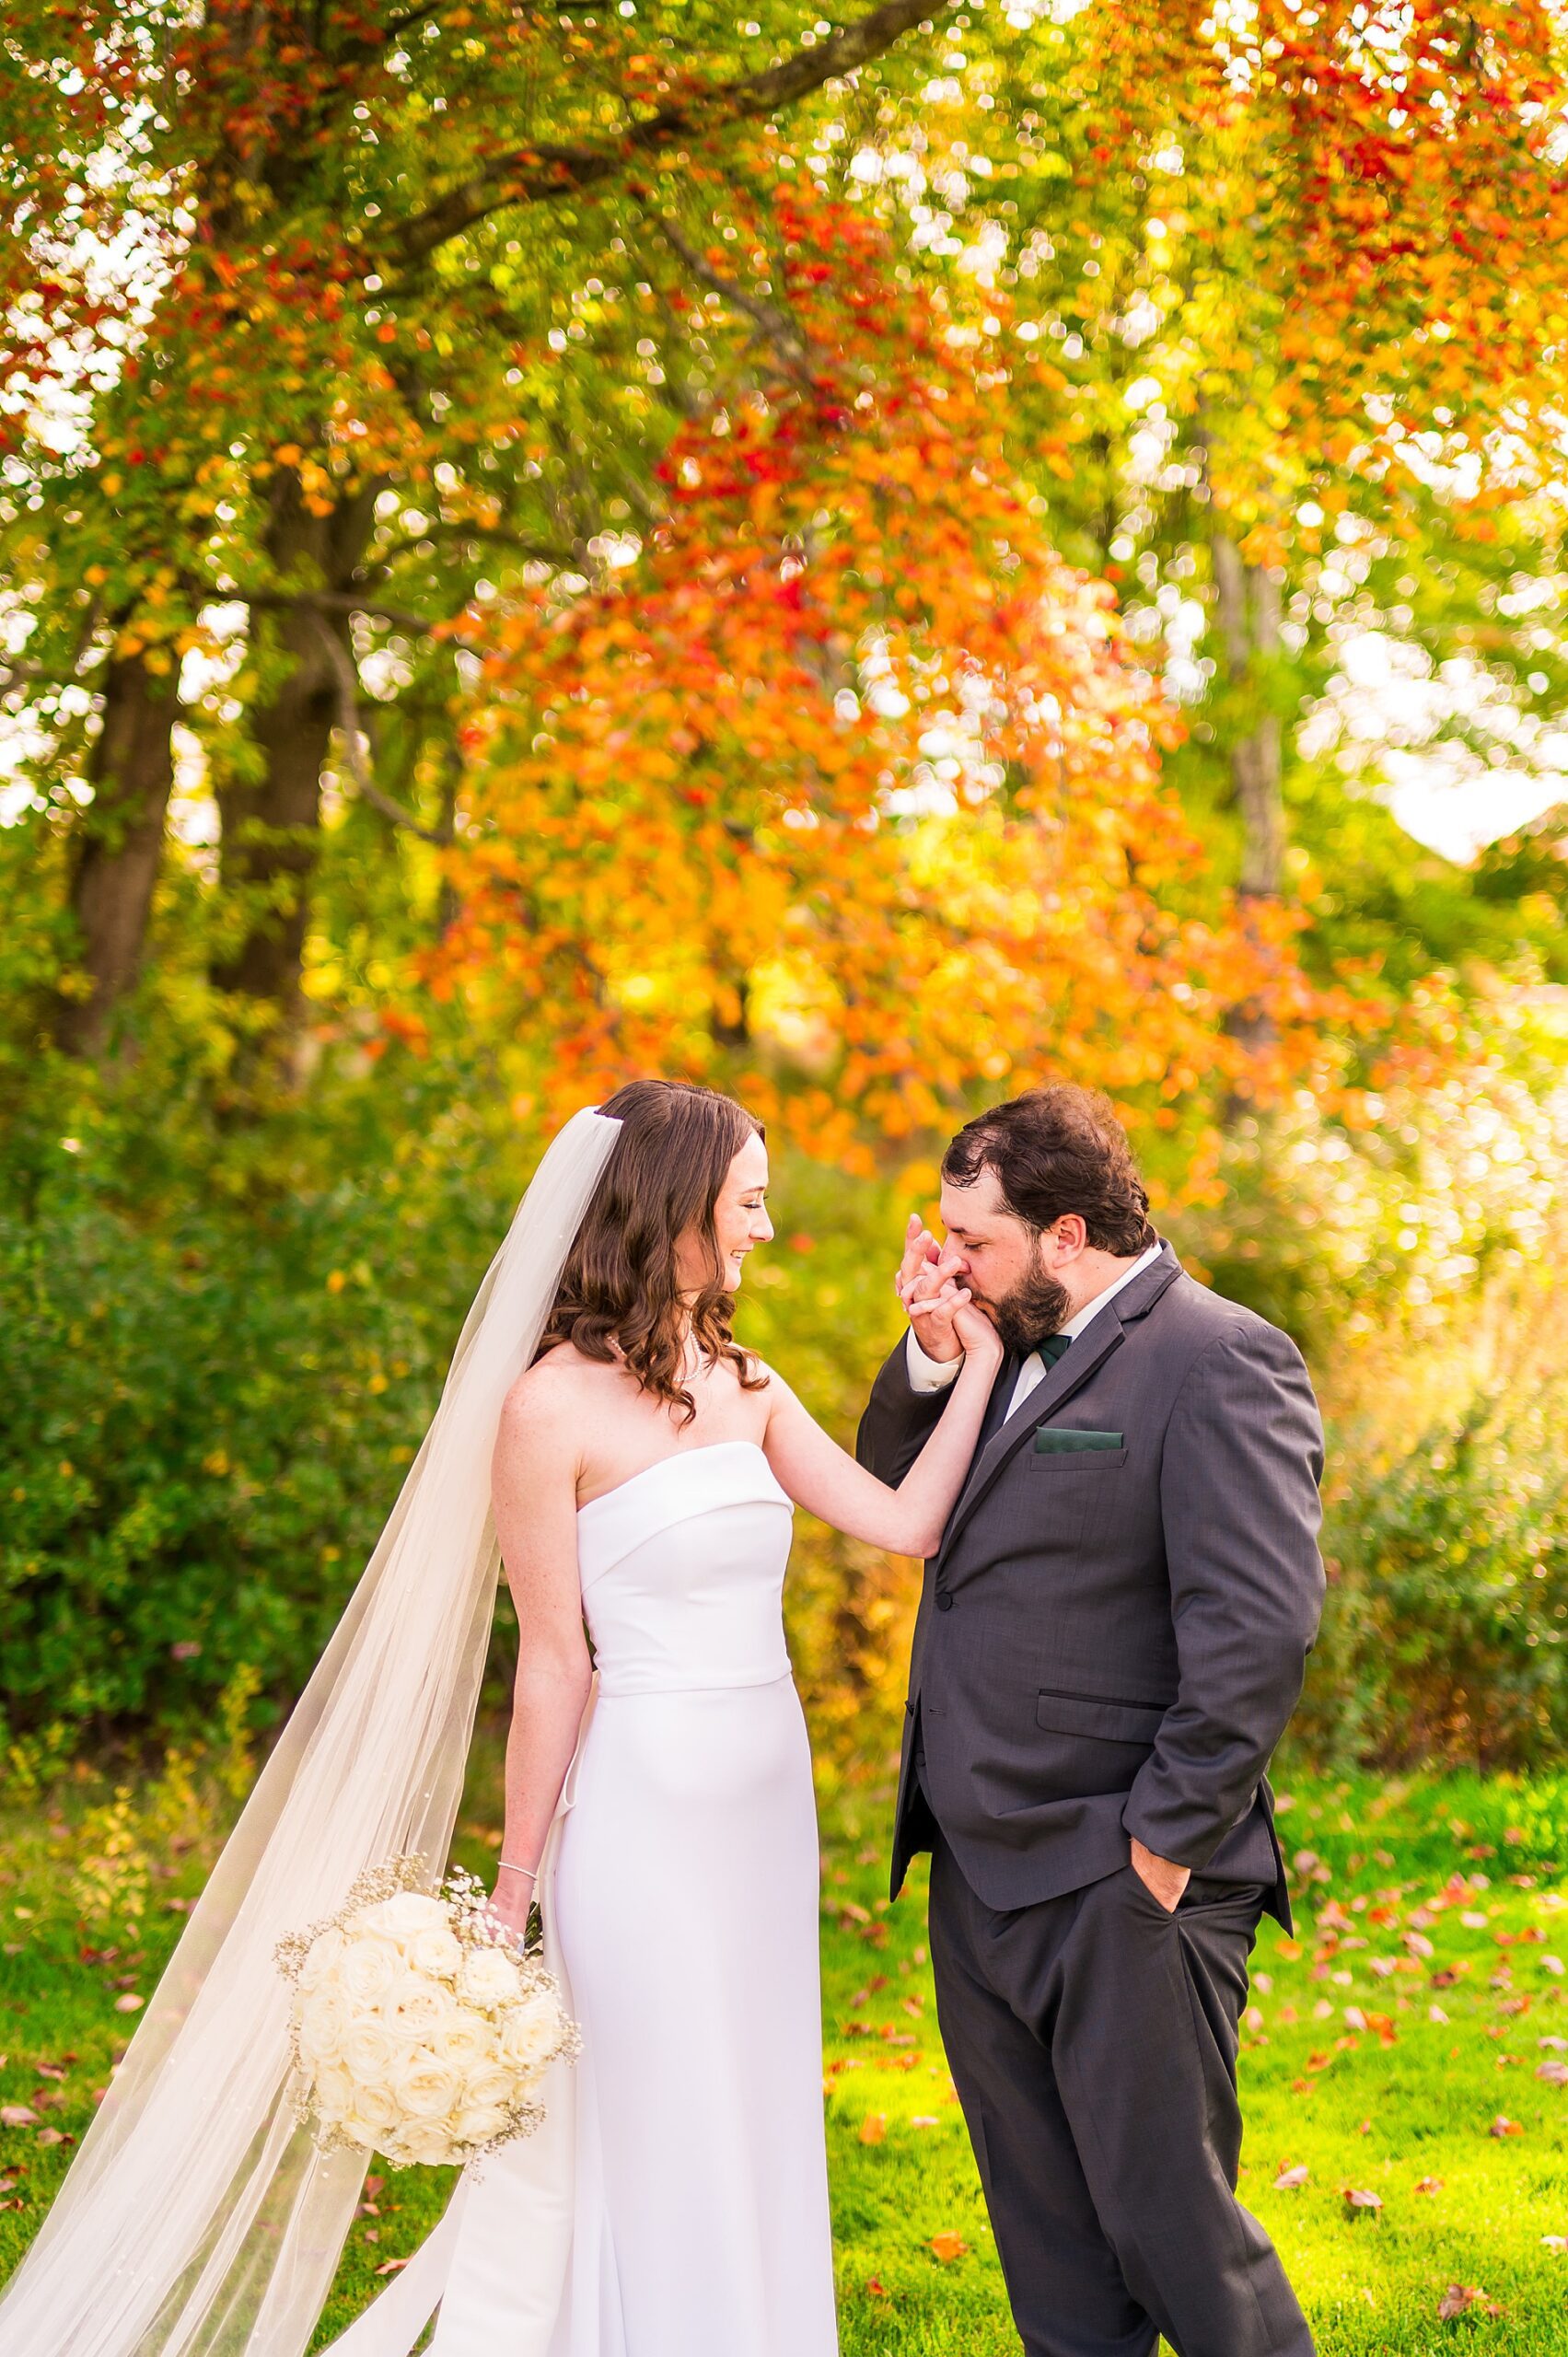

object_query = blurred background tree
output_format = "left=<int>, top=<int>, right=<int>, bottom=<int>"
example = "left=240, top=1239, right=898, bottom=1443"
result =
left=3, top=0, right=1566, bottom=1779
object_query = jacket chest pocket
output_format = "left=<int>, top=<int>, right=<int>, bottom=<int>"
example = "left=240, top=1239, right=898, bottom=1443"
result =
left=1027, top=1447, right=1129, bottom=1470
left=1025, top=1445, right=1128, bottom=1550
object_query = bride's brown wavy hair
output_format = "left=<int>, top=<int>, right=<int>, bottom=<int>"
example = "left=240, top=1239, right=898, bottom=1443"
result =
left=538, top=1079, right=769, bottom=1423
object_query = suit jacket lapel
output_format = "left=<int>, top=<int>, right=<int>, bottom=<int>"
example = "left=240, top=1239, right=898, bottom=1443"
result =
left=936, top=1241, right=1185, bottom=1568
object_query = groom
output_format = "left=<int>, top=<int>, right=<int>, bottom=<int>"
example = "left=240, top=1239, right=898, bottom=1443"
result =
left=856, top=1086, right=1324, bottom=2357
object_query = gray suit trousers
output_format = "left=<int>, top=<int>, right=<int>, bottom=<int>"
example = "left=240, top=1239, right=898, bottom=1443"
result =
left=926, top=1804, right=1315, bottom=2357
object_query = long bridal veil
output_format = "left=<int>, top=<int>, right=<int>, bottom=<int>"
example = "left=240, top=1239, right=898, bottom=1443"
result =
left=0, top=1107, right=622, bottom=2357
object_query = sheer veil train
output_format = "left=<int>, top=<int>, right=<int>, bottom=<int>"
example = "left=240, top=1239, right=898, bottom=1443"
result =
left=0, top=1108, right=622, bottom=2357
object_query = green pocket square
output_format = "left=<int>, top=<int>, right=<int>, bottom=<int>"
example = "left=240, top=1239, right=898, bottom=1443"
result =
left=1033, top=1427, right=1124, bottom=1453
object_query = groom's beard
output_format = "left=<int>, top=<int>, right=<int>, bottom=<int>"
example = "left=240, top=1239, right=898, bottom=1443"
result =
left=984, top=1248, right=1072, bottom=1360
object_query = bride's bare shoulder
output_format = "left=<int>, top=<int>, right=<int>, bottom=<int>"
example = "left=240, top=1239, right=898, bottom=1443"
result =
left=500, top=1341, right=615, bottom=1439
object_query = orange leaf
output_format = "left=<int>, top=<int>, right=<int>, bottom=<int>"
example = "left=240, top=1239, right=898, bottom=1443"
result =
left=858, top=2114, right=886, bottom=2145
left=929, top=2233, right=969, bottom=2262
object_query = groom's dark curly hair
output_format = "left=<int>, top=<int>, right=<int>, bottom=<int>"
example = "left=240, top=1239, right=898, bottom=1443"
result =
left=942, top=1084, right=1156, bottom=1256
left=539, top=1078, right=768, bottom=1423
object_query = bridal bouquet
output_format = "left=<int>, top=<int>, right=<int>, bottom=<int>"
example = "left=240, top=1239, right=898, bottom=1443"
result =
left=275, top=1856, right=579, bottom=2171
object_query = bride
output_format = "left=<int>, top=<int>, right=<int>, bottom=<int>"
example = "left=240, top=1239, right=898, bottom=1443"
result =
left=0, top=1078, right=999, bottom=2357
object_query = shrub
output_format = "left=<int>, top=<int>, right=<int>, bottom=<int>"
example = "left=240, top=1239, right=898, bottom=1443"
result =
left=1299, top=1371, right=1568, bottom=1771
left=0, top=1173, right=493, bottom=1746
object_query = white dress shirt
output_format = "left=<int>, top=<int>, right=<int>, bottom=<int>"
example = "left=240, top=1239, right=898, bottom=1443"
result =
left=905, top=1241, right=1164, bottom=1421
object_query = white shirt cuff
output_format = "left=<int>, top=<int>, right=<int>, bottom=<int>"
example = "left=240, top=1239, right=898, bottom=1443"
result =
left=905, top=1329, right=964, bottom=1393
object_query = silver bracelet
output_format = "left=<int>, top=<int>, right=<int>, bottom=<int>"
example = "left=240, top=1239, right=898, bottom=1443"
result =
left=497, top=1860, right=538, bottom=1881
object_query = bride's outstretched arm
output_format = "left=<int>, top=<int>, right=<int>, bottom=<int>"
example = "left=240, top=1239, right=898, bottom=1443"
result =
left=761, top=1290, right=1004, bottom=1557
left=488, top=1370, right=594, bottom=1946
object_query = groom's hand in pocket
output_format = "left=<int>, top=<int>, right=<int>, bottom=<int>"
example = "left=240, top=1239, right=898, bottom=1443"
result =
left=1130, top=1837, right=1191, bottom=1913
left=897, top=1214, right=967, bottom=1364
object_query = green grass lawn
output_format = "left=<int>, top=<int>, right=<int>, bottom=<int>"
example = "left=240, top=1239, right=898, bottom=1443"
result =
left=3, top=1761, right=1566, bottom=2352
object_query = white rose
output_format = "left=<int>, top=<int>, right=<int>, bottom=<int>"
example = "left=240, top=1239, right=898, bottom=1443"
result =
left=297, top=1987, right=350, bottom=2065
left=341, top=2081, right=401, bottom=2138
left=385, top=1970, right=456, bottom=2043
left=461, top=2062, right=517, bottom=2113
left=340, top=2016, right=401, bottom=2086
left=459, top=1946, right=522, bottom=2009
left=357, top=1892, right=447, bottom=1940
left=499, top=1991, right=564, bottom=2073
left=338, top=2115, right=381, bottom=2152
left=452, top=2103, right=509, bottom=2147
left=393, top=2053, right=463, bottom=2121
left=312, top=2062, right=356, bottom=2123
left=298, top=1927, right=347, bottom=1991
left=440, top=2018, right=498, bottom=2073
left=408, top=1924, right=464, bottom=1981
left=391, top=2119, right=454, bottom=2167
left=337, top=1934, right=402, bottom=2006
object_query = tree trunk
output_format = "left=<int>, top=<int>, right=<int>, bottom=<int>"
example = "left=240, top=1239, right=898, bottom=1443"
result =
left=1211, top=535, right=1286, bottom=1070
left=1211, top=534, right=1285, bottom=902
left=53, top=652, right=180, bottom=1056
left=212, top=476, right=378, bottom=1028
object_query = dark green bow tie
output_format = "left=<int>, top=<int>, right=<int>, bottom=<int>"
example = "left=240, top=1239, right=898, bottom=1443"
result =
left=1029, top=1333, right=1072, bottom=1367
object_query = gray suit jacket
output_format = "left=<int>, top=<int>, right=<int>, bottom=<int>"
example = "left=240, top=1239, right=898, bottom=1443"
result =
left=855, top=1242, right=1324, bottom=1931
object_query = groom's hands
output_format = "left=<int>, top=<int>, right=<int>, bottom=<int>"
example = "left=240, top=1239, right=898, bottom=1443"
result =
left=1130, top=1836, right=1191, bottom=1912
left=897, top=1214, right=968, bottom=1364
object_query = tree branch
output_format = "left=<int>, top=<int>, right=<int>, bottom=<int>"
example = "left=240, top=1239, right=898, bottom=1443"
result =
left=656, top=215, right=820, bottom=384
left=239, top=586, right=458, bottom=633
left=361, top=519, right=582, bottom=575
left=396, top=0, right=945, bottom=261
left=307, top=613, right=448, bottom=842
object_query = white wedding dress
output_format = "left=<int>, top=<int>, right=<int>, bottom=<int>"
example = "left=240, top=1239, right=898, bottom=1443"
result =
left=341, top=1436, right=838, bottom=2357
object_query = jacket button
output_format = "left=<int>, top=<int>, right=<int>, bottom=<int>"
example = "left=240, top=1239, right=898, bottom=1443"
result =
left=935, top=1592, right=954, bottom=1612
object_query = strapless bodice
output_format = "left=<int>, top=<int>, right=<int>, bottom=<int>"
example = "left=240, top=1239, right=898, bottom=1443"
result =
left=575, top=1440, right=795, bottom=1696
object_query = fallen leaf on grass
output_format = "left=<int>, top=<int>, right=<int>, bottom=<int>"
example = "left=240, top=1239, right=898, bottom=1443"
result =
left=1437, top=2283, right=1504, bottom=2320
left=1414, top=2177, right=1445, bottom=2195
left=865, top=2277, right=889, bottom=2298
left=1489, top=2116, right=1524, bottom=2137
left=1343, top=2187, right=1382, bottom=2212
left=1538, top=2061, right=1568, bottom=2084
left=929, top=2234, right=969, bottom=2262
left=858, top=2114, right=886, bottom=2145
left=113, top=1994, right=144, bottom=2014
left=1273, top=2165, right=1309, bottom=2191
left=0, top=2107, right=39, bottom=2129
left=34, top=2129, right=69, bottom=2148
left=1541, top=2236, right=1566, bottom=2253
left=373, top=2258, right=408, bottom=2277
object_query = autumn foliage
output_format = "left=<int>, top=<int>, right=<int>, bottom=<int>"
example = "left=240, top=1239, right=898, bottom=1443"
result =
left=434, top=175, right=1345, bottom=1167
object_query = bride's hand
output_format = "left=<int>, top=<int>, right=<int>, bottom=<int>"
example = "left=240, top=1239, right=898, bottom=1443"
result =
left=951, top=1291, right=1003, bottom=1367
